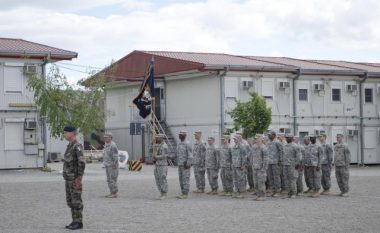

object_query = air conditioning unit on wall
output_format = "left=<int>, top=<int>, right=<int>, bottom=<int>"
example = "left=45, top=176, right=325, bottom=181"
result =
left=346, top=84, right=358, bottom=92
left=279, top=81, right=290, bottom=89
left=24, top=119, right=37, bottom=130
left=348, top=129, right=359, bottom=137
left=313, top=83, right=325, bottom=91
left=48, top=152, right=62, bottom=162
left=241, top=80, right=254, bottom=89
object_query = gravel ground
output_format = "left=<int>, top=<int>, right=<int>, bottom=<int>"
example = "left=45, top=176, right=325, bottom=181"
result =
left=1, top=163, right=380, bottom=233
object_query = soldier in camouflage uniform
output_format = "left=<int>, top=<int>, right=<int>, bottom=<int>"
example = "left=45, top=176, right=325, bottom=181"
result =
left=319, top=133, right=333, bottom=195
left=334, top=134, right=351, bottom=197
left=205, top=136, right=219, bottom=194
left=63, top=126, right=86, bottom=230
left=304, top=135, right=323, bottom=198
left=192, top=130, right=207, bottom=193
left=246, top=138, right=255, bottom=193
left=170, top=130, right=193, bottom=199
left=218, top=135, right=233, bottom=196
left=153, top=134, right=169, bottom=200
left=249, top=134, right=268, bottom=201
left=302, top=136, right=311, bottom=194
left=266, top=131, right=284, bottom=197
left=103, top=132, right=119, bottom=198
left=283, top=134, right=301, bottom=198
left=231, top=135, right=247, bottom=198
left=294, top=136, right=307, bottom=196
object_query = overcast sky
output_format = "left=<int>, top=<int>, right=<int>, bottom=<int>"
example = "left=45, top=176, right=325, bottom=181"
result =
left=1, top=0, right=380, bottom=84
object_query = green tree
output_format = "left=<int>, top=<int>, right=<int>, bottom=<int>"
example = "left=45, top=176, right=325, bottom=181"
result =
left=27, top=64, right=106, bottom=138
left=228, top=92, right=272, bottom=138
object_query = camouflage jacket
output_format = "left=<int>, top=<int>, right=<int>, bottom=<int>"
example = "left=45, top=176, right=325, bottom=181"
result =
left=103, top=141, right=119, bottom=167
left=249, top=144, right=268, bottom=170
left=266, top=140, right=284, bottom=164
left=173, top=141, right=193, bottom=166
left=218, top=144, right=232, bottom=168
left=334, top=143, right=351, bottom=167
left=192, top=140, right=206, bottom=166
left=154, top=143, right=169, bottom=166
left=283, top=143, right=301, bottom=167
left=320, top=143, right=333, bottom=165
left=205, top=145, right=219, bottom=169
left=231, top=144, right=247, bottom=168
left=304, top=143, right=322, bottom=167
left=63, top=140, right=86, bottom=180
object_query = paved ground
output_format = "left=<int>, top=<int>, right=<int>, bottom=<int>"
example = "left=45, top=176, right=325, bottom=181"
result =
left=1, top=163, right=380, bottom=233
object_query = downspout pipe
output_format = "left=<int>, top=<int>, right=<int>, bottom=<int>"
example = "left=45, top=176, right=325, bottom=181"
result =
left=359, top=72, right=368, bottom=166
left=41, top=56, right=49, bottom=167
left=219, top=66, right=229, bottom=140
left=292, top=69, right=301, bottom=135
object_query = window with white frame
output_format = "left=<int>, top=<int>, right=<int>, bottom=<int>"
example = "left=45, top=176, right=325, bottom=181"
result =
left=225, top=78, right=238, bottom=98
left=298, top=89, right=308, bottom=102
left=261, top=80, right=274, bottom=100
left=365, top=88, right=373, bottom=103
left=332, top=88, right=341, bottom=102
left=3, top=66, right=23, bottom=94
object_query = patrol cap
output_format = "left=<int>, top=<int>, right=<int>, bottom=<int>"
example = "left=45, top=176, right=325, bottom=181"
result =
left=336, top=133, right=344, bottom=137
left=208, top=136, right=215, bottom=141
left=318, top=133, right=327, bottom=137
left=221, top=134, right=230, bottom=140
left=303, top=136, right=310, bottom=140
left=233, top=134, right=242, bottom=139
left=103, top=132, right=113, bottom=137
left=179, top=130, right=187, bottom=135
left=63, top=126, right=76, bottom=132
left=267, top=130, right=276, bottom=136
left=254, top=134, right=263, bottom=139
left=309, top=134, right=317, bottom=138
left=193, top=130, right=202, bottom=135
left=155, top=133, right=165, bottom=138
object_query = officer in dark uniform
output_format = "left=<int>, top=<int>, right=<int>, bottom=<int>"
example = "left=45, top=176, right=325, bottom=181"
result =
left=63, top=126, right=86, bottom=230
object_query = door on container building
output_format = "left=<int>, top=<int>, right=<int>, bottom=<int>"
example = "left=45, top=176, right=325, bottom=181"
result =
left=153, top=88, right=165, bottom=121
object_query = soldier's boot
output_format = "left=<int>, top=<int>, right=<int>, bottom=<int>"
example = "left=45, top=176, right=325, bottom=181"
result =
left=311, top=191, right=320, bottom=198
left=272, top=192, right=281, bottom=197
left=232, top=192, right=239, bottom=198
left=296, top=192, right=304, bottom=197
left=105, top=193, right=113, bottom=198
left=289, top=194, right=296, bottom=199
left=65, top=222, right=74, bottom=229
left=340, top=192, right=349, bottom=197
left=225, top=192, right=232, bottom=197
left=251, top=188, right=257, bottom=195
left=256, top=197, right=266, bottom=201
left=280, top=189, right=288, bottom=195
left=236, top=192, right=244, bottom=199
left=67, top=222, right=83, bottom=230
left=193, top=189, right=204, bottom=193
left=321, top=189, right=330, bottom=195
left=108, top=193, right=118, bottom=198
left=159, top=193, right=167, bottom=200
left=176, top=194, right=188, bottom=199
left=303, top=188, right=312, bottom=194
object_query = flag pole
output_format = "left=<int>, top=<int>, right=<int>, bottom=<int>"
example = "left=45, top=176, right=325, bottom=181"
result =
left=151, top=56, right=156, bottom=159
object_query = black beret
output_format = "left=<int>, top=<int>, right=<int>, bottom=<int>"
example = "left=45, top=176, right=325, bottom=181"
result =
left=64, top=126, right=76, bottom=132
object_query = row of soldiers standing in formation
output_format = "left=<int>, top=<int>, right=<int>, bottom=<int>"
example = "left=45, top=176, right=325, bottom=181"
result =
left=152, top=130, right=351, bottom=201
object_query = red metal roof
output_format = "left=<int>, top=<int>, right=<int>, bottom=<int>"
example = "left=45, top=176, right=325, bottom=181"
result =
left=0, top=38, right=77, bottom=60
left=88, top=50, right=380, bottom=83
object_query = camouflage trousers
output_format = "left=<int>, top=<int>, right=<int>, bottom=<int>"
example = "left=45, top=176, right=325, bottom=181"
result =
left=233, top=167, right=247, bottom=192
left=65, top=180, right=83, bottom=223
left=154, top=165, right=168, bottom=193
left=105, top=165, right=119, bottom=194
left=220, top=167, right=234, bottom=193
left=253, top=169, right=267, bottom=197
left=283, top=165, right=299, bottom=195
left=321, top=164, right=332, bottom=191
left=178, top=166, right=191, bottom=195
left=193, top=165, right=206, bottom=190
left=335, top=166, right=350, bottom=193
left=305, top=166, right=321, bottom=191
left=268, top=164, right=281, bottom=193
left=304, top=166, right=311, bottom=189
left=207, top=168, right=219, bottom=190
left=296, top=169, right=304, bottom=193
left=246, top=165, right=254, bottom=189
left=280, top=165, right=286, bottom=191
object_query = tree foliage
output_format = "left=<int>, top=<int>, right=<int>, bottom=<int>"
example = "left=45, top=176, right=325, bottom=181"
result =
left=27, top=64, right=106, bottom=138
left=228, top=92, right=272, bottom=138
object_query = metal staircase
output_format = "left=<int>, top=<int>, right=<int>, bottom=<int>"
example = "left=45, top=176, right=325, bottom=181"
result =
left=147, top=113, right=177, bottom=165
